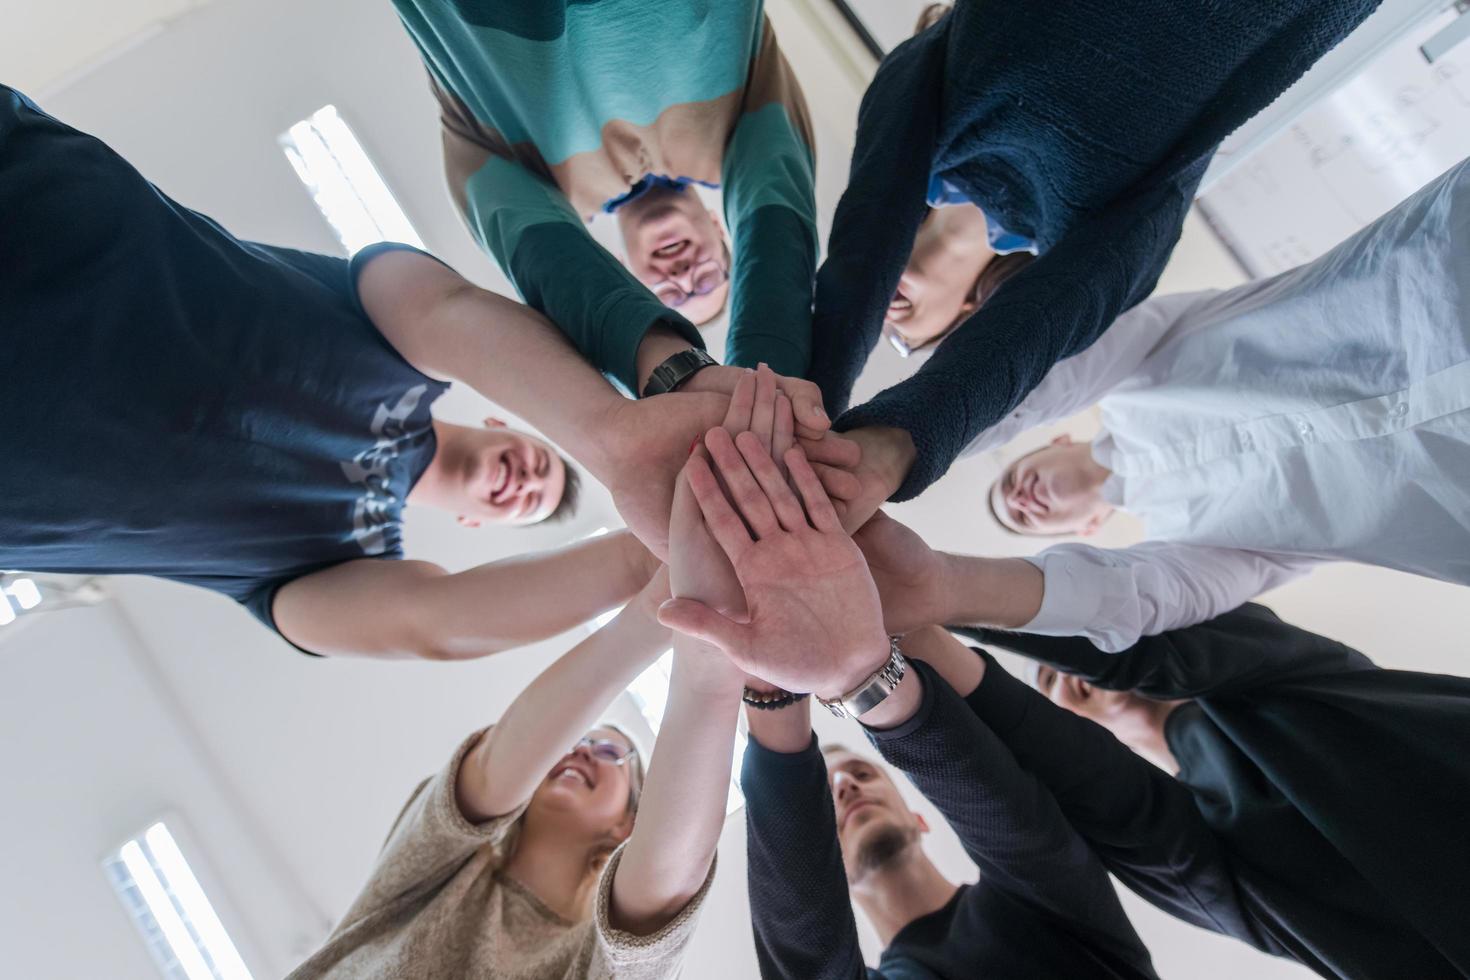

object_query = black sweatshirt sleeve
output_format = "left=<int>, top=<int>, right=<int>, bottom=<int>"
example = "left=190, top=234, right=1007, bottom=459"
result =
left=838, top=167, right=1199, bottom=500
left=865, top=661, right=1154, bottom=971
left=952, top=603, right=1376, bottom=700
left=962, top=648, right=1256, bottom=940
left=805, top=27, right=943, bottom=415
left=742, top=733, right=870, bottom=980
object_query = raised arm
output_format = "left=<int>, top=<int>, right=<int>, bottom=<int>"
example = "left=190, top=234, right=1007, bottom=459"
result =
left=271, top=529, right=654, bottom=660
left=806, top=22, right=943, bottom=415
left=1015, top=540, right=1318, bottom=653
left=955, top=600, right=1376, bottom=701
left=837, top=163, right=1202, bottom=503
left=744, top=703, right=869, bottom=980
left=453, top=565, right=672, bottom=821
left=719, top=16, right=819, bottom=379
left=901, top=628, right=1247, bottom=939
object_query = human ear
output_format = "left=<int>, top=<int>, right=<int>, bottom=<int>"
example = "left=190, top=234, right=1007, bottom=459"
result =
left=1050, top=433, right=1073, bottom=446
left=915, top=813, right=931, bottom=834
left=457, top=515, right=482, bottom=528
left=482, top=416, right=507, bottom=430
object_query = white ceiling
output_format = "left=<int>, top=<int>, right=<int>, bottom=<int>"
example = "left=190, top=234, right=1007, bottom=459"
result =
left=2, top=0, right=211, bottom=94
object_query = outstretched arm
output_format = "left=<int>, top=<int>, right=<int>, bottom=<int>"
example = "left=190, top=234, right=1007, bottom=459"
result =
left=955, top=600, right=1375, bottom=701
left=901, top=628, right=1246, bottom=939
left=720, top=16, right=820, bottom=380
left=1015, top=540, right=1317, bottom=653
left=271, top=529, right=654, bottom=660
left=836, top=165, right=1202, bottom=506
left=454, top=565, right=672, bottom=821
left=744, top=705, right=870, bottom=980
left=806, top=22, right=943, bottom=415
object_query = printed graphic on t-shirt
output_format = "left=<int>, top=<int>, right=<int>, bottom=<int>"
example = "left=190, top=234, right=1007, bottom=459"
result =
left=340, top=384, right=430, bottom=556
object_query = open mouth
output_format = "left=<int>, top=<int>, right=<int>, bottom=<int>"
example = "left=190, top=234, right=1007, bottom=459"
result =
left=551, top=762, right=595, bottom=789
left=489, top=453, right=517, bottom=506
left=887, top=290, right=913, bottom=314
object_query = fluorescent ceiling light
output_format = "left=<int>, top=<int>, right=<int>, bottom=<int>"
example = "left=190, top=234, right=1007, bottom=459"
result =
left=104, top=822, right=253, bottom=980
left=5, top=577, right=41, bottom=610
left=280, top=105, right=424, bottom=255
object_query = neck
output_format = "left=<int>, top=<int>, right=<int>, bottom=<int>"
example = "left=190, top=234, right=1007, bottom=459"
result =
left=405, top=419, right=466, bottom=511
left=502, top=820, right=600, bottom=922
left=852, top=847, right=959, bottom=947
left=1077, top=443, right=1114, bottom=491
left=1112, top=700, right=1185, bottom=774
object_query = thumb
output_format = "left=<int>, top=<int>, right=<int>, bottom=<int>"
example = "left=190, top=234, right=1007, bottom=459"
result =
left=657, top=597, right=746, bottom=651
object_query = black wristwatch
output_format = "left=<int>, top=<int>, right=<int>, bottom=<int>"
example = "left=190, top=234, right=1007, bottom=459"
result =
left=642, top=347, right=717, bottom=397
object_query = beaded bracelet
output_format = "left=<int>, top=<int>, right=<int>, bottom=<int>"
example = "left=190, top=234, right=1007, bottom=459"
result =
left=741, top=687, right=811, bottom=711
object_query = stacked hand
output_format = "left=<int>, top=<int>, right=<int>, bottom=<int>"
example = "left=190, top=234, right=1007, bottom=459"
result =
left=660, top=368, right=891, bottom=699
left=604, top=372, right=862, bottom=561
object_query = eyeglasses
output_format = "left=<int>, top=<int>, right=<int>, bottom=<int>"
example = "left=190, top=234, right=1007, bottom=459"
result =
left=574, top=736, right=636, bottom=766
left=650, top=254, right=729, bottom=309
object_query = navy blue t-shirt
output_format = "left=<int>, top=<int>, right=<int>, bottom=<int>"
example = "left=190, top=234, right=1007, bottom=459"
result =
left=0, top=87, right=449, bottom=634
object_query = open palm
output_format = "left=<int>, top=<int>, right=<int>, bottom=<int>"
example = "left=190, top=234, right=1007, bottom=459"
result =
left=660, top=426, right=889, bottom=699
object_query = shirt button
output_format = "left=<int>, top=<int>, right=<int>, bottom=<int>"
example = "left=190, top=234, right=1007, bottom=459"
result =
left=1390, top=401, right=1409, bottom=419
left=1297, top=420, right=1314, bottom=437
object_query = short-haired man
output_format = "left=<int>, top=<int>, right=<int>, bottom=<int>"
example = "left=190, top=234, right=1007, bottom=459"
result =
left=391, top=0, right=827, bottom=426
left=1, top=86, right=770, bottom=660
left=653, top=426, right=1158, bottom=978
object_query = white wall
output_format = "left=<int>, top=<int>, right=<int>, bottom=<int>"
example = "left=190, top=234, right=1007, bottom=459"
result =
left=4, top=1, right=1467, bottom=979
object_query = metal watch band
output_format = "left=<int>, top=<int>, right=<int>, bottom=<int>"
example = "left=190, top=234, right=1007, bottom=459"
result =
left=641, top=347, right=717, bottom=397
left=817, top=637, right=907, bottom=720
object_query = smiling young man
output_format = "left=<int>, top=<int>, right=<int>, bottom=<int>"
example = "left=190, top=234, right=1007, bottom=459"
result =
left=2, top=85, right=777, bottom=662
left=392, top=0, right=820, bottom=401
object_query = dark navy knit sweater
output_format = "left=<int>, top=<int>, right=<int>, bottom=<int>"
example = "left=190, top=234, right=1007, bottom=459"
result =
left=808, top=0, right=1380, bottom=499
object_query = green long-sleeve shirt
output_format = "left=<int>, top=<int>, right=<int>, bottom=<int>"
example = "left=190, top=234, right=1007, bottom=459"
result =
left=392, top=0, right=818, bottom=393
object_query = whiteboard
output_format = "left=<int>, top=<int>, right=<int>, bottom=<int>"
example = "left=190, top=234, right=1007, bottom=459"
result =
left=1199, top=6, right=1470, bottom=276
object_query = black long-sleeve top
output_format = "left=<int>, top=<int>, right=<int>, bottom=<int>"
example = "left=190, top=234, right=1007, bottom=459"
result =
left=956, top=604, right=1470, bottom=979
left=808, top=0, right=1380, bottom=499
left=742, top=659, right=1158, bottom=979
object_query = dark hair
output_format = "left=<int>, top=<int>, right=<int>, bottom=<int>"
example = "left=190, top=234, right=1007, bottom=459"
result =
left=543, top=461, right=581, bottom=524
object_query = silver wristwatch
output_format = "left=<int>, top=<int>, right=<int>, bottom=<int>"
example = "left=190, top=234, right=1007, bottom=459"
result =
left=817, top=637, right=907, bottom=719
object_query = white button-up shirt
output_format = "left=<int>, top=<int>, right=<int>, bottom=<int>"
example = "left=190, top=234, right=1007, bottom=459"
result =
left=965, top=158, right=1470, bottom=651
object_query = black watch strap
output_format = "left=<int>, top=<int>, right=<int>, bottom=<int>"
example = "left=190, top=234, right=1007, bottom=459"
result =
left=642, top=347, right=717, bottom=397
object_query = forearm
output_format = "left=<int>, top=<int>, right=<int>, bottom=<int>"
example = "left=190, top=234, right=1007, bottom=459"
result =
left=932, top=552, right=1045, bottom=632
left=611, top=642, right=741, bottom=935
left=274, top=531, right=653, bottom=660
left=725, top=204, right=816, bottom=378
left=742, top=731, right=867, bottom=980
left=357, top=250, right=633, bottom=477
left=463, top=599, right=672, bottom=820
left=866, top=661, right=1140, bottom=940
left=1020, top=541, right=1315, bottom=653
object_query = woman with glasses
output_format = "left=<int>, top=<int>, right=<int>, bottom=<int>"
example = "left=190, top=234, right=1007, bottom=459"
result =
left=288, top=372, right=787, bottom=979
left=805, top=0, right=1378, bottom=520
left=288, top=561, right=733, bottom=979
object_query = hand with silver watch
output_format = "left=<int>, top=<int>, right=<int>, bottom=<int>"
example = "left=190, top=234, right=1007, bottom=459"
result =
left=656, top=400, right=919, bottom=727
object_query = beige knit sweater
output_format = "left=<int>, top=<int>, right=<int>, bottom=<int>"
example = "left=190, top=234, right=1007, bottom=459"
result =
left=288, top=730, right=714, bottom=980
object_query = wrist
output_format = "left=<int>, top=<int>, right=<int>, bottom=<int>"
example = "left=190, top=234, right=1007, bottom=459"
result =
left=820, top=635, right=895, bottom=702
left=866, top=426, right=917, bottom=494
left=634, top=324, right=696, bottom=393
